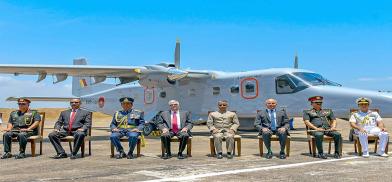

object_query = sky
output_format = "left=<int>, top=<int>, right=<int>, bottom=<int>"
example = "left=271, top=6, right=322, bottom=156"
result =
left=0, top=0, right=392, bottom=108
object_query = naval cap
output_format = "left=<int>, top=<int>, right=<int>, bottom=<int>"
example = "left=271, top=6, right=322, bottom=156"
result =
left=17, top=98, right=31, bottom=103
left=356, top=97, right=372, bottom=105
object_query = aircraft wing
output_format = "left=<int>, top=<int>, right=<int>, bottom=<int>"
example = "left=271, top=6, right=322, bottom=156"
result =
left=6, top=96, right=75, bottom=102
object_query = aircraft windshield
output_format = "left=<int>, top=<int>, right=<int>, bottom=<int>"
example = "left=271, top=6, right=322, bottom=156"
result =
left=293, top=72, right=341, bottom=86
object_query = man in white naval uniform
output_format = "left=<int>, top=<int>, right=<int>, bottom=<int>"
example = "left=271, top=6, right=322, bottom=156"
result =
left=349, top=97, right=389, bottom=157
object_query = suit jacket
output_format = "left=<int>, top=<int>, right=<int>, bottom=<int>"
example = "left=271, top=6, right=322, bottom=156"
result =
left=254, top=109, right=289, bottom=133
left=55, top=109, right=92, bottom=132
left=157, top=110, right=193, bottom=135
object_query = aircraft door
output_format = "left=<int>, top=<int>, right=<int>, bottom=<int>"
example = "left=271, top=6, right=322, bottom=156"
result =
left=240, top=77, right=259, bottom=99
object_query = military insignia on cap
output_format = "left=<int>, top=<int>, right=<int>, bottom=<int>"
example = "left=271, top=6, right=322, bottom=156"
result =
left=308, top=96, right=323, bottom=102
left=356, top=97, right=372, bottom=104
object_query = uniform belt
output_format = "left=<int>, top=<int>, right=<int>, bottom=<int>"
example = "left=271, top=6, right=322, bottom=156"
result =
left=118, top=125, right=137, bottom=129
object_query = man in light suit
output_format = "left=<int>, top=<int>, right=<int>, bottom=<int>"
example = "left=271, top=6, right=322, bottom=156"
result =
left=254, top=98, right=289, bottom=159
left=48, top=98, right=92, bottom=159
left=207, top=100, right=240, bottom=159
left=158, top=100, right=193, bottom=159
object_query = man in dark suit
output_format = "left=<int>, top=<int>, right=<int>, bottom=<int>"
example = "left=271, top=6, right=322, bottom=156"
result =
left=158, top=100, right=193, bottom=159
left=48, top=98, right=92, bottom=159
left=254, top=98, right=289, bottom=159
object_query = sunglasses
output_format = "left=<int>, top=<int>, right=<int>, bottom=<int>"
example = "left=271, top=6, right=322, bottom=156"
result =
left=18, top=103, right=28, bottom=106
left=313, top=102, right=322, bottom=105
left=218, top=104, right=227, bottom=106
left=70, top=102, right=80, bottom=104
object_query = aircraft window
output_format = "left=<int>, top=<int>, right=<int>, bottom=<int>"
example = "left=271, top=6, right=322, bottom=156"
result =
left=245, top=82, right=255, bottom=93
left=213, top=87, right=220, bottom=95
left=276, top=74, right=308, bottom=94
left=230, top=86, right=239, bottom=94
left=293, top=72, right=341, bottom=86
left=159, top=91, right=166, bottom=98
left=189, top=88, right=196, bottom=96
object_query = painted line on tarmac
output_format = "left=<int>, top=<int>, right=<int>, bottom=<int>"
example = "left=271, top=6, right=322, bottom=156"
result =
left=142, top=156, right=359, bottom=182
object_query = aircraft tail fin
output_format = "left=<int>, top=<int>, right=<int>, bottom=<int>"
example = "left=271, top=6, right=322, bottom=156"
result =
left=174, top=39, right=180, bottom=69
left=294, top=53, right=298, bottom=69
left=72, top=58, right=115, bottom=97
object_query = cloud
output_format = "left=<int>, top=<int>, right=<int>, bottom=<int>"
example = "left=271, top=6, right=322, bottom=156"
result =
left=0, top=75, right=72, bottom=108
left=357, top=77, right=392, bottom=82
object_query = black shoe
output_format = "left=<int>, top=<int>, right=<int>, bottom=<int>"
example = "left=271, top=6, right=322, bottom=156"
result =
left=279, top=152, right=286, bottom=159
left=70, top=154, right=77, bottom=160
left=162, top=153, right=169, bottom=159
left=127, top=153, right=135, bottom=159
left=167, top=153, right=172, bottom=159
left=318, top=153, right=327, bottom=159
left=14, top=152, right=26, bottom=159
left=334, top=152, right=341, bottom=159
left=177, top=153, right=185, bottom=159
left=54, top=153, right=68, bottom=159
left=227, top=153, right=233, bottom=159
left=266, top=152, right=273, bottom=159
left=116, top=151, right=127, bottom=159
left=1, top=152, right=12, bottom=159
left=217, top=153, right=223, bottom=159
left=290, top=128, right=297, bottom=130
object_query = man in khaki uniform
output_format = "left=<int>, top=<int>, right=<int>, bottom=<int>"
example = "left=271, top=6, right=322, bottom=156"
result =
left=207, top=100, right=240, bottom=159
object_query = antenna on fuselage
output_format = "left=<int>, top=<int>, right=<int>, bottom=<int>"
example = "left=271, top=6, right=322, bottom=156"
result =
left=174, top=38, right=180, bottom=69
left=294, top=53, right=298, bottom=69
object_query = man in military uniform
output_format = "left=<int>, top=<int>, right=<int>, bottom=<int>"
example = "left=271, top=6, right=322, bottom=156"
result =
left=303, top=96, right=342, bottom=159
left=1, top=98, right=41, bottom=159
left=110, top=97, right=145, bottom=159
left=349, top=97, right=389, bottom=157
left=48, top=98, right=92, bottom=159
left=158, top=100, right=193, bottom=159
left=207, top=100, right=240, bottom=159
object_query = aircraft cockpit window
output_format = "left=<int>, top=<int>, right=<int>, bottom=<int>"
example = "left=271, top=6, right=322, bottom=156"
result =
left=245, top=82, right=255, bottom=93
left=276, top=74, right=308, bottom=94
left=293, top=72, right=341, bottom=86
left=213, top=87, right=220, bottom=95
left=230, top=86, right=239, bottom=94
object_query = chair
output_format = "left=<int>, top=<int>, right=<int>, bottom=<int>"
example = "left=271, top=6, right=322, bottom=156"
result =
left=207, top=111, right=241, bottom=156
left=110, top=136, right=142, bottom=158
left=11, top=112, right=45, bottom=157
left=160, top=136, right=192, bottom=157
left=255, top=110, right=291, bottom=157
left=350, top=109, right=389, bottom=155
left=258, top=135, right=291, bottom=157
left=60, top=113, right=92, bottom=157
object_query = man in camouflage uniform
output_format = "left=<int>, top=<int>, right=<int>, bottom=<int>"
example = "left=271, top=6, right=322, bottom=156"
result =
left=303, top=96, right=342, bottom=159
left=207, top=100, right=240, bottom=159
left=110, top=97, right=145, bottom=159
left=1, top=98, right=41, bottom=159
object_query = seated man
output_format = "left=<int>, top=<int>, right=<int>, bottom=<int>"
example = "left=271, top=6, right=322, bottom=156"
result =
left=254, top=98, right=289, bottom=159
left=349, top=97, right=389, bottom=157
left=158, top=100, right=193, bottom=159
left=1, top=98, right=41, bottom=159
left=48, top=98, right=92, bottom=159
left=303, top=96, right=342, bottom=159
left=207, top=100, right=240, bottom=159
left=110, top=97, right=144, bottom=159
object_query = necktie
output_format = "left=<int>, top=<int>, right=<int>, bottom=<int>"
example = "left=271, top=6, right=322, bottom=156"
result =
left=270, top=109, right=276, bottom=131
left=172, top=111, right=179, bottom=134
left=69, top=110, right=76, bottom=133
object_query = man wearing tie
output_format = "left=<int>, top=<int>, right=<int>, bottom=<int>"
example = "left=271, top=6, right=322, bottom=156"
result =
left=48, top=98, right=92, bottom=159
left=254, top=98, right=289, bottom=159
left=158, top=100, right=193, bottom=159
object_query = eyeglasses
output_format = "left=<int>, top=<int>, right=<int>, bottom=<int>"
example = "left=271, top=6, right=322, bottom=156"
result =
left=18, top=103, right=27, bottom=106
left=170, top=104, right=178, bottom=106
left=70, top=102, right=80, bottom=104
left=218, top=104, right=227, bottom=106
left=313, top=102, right=322, bottom=105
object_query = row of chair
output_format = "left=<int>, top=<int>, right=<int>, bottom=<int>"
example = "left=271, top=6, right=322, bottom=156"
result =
left=1, top=110, right=389, bottom=158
